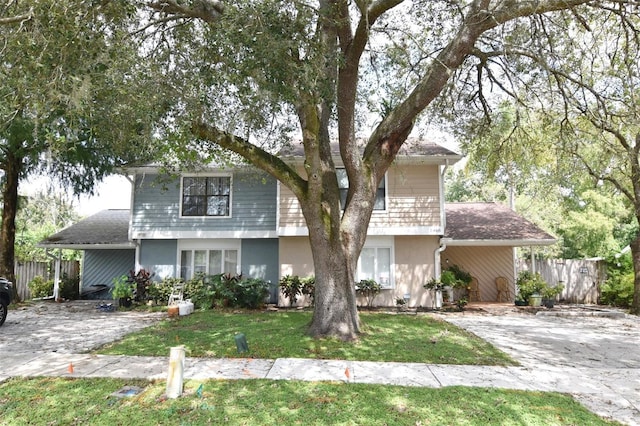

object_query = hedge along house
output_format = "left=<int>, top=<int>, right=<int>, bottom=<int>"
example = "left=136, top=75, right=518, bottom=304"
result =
left=38, top=140, right=555, bottom=306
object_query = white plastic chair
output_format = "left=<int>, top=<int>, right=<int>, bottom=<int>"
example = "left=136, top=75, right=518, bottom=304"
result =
left=168, top=281, right=185, bottom=306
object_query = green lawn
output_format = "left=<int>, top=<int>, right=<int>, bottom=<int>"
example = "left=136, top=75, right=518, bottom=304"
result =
left=96, top=310, right=516, bottom=365
left=0, top=377, right=621, bottom=426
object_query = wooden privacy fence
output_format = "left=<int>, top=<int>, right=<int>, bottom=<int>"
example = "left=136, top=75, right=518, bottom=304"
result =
left=516, top=258, right=605, bottom=304
left=13, top=261, right=80, bottom=301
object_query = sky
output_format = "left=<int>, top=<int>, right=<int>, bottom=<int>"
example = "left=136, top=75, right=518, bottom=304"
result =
left=22, top=174, right=132, bottom=217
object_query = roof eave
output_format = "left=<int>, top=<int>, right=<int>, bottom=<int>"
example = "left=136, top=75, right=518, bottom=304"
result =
left=37, top=243, right=136, bottom=250
left=442, top=238, right=557, bottom=247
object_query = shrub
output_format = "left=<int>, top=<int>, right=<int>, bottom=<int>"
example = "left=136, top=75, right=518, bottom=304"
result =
left=445, top=264, right=472, bottom=287
left=60, top=272, right=79, bottom=300
left=236, top=278, right=270, bottom=309
left=279, top=275, right=303, bottom=307
left=28, top=275, right=54, bottom=298
left=147, top=278, right=176, bottom=305
left=601, top=254, right=634, bottom=307
left=516, top=271, right=547, bottom=302
left=301, top=276, right=315, bottom=306
left=356, top=279, right=382, bottom=307
left=129, top=269, right=154, bottom=302
left=111, top=275, right=135, bottom=300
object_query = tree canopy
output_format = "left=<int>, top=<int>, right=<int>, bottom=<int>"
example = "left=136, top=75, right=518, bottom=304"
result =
left=0, top=0, right=165, bottom=298
left=128, top=0, right=640, bottom=334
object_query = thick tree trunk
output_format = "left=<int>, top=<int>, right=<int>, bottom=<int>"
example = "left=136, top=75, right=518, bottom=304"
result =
left=630, top=233, right=640, bottom=315
left=307, top=235, right=360, bottom=340
left=0, top=155, right=20, bottom=302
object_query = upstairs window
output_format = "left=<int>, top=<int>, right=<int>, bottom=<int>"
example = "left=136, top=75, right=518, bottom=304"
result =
left=182, top=176, right=231, bottom=217
left=336, top=168, right=386, bottom=210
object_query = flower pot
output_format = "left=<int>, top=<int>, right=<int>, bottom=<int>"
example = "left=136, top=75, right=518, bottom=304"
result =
left=119, top=297, right=132, bottom=308
left=168, top=305, right=179, bottom=318
left=543, top=298, right=555, bottom=308
left=515, top=299, right=528, bottom=307
left=434, top=290, right=443, bottom=309
left=528, top=294, right=542, bottom=307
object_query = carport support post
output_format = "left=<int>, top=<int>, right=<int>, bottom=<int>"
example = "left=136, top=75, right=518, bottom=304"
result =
left=47, top=249, right=62, bottom=300
left=166, top=346, right=185, bottom=398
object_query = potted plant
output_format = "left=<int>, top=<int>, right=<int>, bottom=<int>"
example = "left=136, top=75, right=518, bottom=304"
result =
left=445, top=264, right=473, bottom=300
left=542, top=283, right=564, bottom=308
left=111, top=275, right=135, bottom=308
left=424, top=276, right=447, bottom=309
left=515, top=271, right=546, bottom=307
left=395, top=297, right=407, bottom=311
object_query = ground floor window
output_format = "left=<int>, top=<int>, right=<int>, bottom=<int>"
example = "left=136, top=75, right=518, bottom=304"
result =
left=357, top=245, right=393, bottom=288
left=180, top=248, right=239, bottom=280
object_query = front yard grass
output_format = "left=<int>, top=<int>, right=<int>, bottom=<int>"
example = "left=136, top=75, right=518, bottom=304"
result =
left=96, top=310, right=515, bottom=365
left=0, top=377, right=620, bottom=425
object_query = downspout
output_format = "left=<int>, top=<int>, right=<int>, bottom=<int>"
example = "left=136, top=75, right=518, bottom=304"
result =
left=434, top=241, right=448, bottom=279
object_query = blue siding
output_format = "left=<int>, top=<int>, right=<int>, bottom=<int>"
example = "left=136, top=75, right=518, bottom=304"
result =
left=139, top=239, right=177, bottom=280
left=131, top=169, right=277, bottom=233
left=83, top=250, right=135, bottom=298
left=241, top=239, right=279, bottom=303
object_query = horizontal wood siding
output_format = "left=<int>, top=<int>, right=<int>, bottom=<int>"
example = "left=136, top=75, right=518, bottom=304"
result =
left=370, top=165, right=441, bottom=229
left=279, top=164, right=442, bottom=231
left=139, top=239, right=178, bottom=279
left=132, top=170, right=277, bottom=234
left=241, top=239, right=280, bottom=303
left=442, top=246, right=515, bottom=302
left=279, top=184, right=306, bottom=228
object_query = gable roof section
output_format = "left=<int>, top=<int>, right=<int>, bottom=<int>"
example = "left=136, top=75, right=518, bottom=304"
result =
left=279, top=139, right=461, bottom=164
left=444, top=202, right=556, bottom=246
left=38, top=209, right=134, bottom=250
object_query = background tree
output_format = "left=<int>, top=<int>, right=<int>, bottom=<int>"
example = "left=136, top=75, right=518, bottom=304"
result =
left=135, top=1, right=640, bottom=338
left=448, top=5, right=640, bottom=312
left=0, top=0, right=165, bottom=301
left=14, top=190, right=81, bottom=262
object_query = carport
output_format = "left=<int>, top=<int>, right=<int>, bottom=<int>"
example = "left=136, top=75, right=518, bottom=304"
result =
left=38, top=209, right=136, bottom=299
left=441, top=202, right=556, bottom=302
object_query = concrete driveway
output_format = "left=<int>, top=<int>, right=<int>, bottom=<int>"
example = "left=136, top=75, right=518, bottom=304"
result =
left=444, top=307, right=640, bottom=425
left=0, top=300, right=164, bottom=375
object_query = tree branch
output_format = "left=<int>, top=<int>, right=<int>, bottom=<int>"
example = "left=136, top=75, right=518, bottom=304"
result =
left=190, top=120, right=308, bottom=199
left=0, top=9, right=32, bottom=26
left=147, top=0, right=224, bottom=23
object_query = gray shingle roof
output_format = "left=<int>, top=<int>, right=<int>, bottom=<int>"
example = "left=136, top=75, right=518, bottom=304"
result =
left=39, top=202, right=555, bottom=249
left=444, top=202, right=556, bottom=245
left=279, top=139, right=460, bottom=159
left=38, top=210, right=133, bottom=249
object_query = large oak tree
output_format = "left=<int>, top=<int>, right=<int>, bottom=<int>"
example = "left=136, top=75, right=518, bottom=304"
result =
left=134, top=0, right=640, bottom=339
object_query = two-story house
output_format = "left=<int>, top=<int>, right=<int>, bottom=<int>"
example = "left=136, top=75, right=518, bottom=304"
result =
left=39, top=141, right=555, bottom=306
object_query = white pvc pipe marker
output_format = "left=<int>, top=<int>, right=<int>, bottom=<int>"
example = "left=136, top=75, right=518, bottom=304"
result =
left=166, top=346, right=185, bottom=398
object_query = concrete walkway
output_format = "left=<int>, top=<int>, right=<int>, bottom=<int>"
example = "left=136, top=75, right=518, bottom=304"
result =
left=1, top=301, right=639, bottom=425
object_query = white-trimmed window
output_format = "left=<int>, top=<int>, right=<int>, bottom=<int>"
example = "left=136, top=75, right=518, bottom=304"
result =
left=357, top=237, right=394, bottom=288
left=181, top=176, right=231, bottom=217
left=178, top=239, right=240, bottom=279
left=336, top=168, right=386, bottom=210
